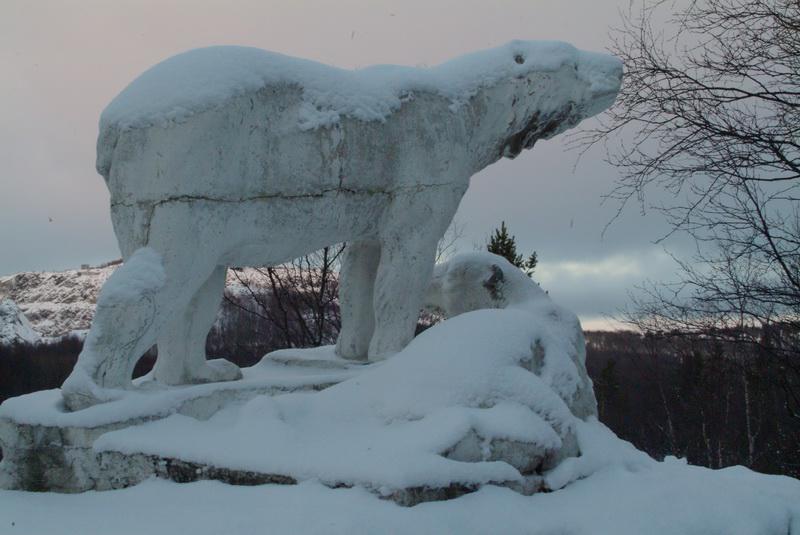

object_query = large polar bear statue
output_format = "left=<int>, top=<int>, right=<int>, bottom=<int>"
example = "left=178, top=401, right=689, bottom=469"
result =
left=62, top=41, right=622, bottom=410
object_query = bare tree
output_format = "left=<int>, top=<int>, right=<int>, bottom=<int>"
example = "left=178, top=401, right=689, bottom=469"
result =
left=436, top=218, right=465, bottom=263
left=580, top=0, right=800, bottom=419
left=225, top=221, right=465, bottom=349
left=225, top=245, right=345, bottom=349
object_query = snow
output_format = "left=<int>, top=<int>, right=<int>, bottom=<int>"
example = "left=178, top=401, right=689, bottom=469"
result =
left=545, top=416, right=652, bottom=490
left=0, top=299, right=41, bottom=345
left=425, top=252, right=596, bottom=418
left=0, top=358, right=357, bottom=428
left=2, top=421, right=799, bottom=535
left=267, top=345, right=358, bottom=369
left=92, top=307, right=582, bottom=490
left=93, top=248, right=164, bottom=306
left=101, top=41, right=622, bottom=132
left=0, top=263, right=116, bottom=338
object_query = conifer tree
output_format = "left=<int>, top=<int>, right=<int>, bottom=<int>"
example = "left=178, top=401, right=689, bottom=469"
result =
left=487, top=221, right=538, bottom=277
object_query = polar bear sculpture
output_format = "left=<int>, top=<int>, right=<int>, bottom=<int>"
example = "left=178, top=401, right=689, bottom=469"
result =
left=424, top=252, right=597, bottom=420
left=62, top=42, right=621, bottom=410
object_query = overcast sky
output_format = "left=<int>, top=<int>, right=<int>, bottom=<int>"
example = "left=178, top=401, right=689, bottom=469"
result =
left=0, top=0, right=691, bottom=329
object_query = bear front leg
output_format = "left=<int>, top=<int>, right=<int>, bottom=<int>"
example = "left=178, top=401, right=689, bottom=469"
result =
left=369, top=231, right=439, bottom=360
left=369, top=182, right=468, bottom=360
left=368, top=185, right=462, bottom=360
left=336, top=240, right=381, bottom=361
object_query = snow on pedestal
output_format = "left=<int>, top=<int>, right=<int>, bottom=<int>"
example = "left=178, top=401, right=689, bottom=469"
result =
left=92, top=304, right=588, bottom=504
left=61, top=41, right=623, bottom=410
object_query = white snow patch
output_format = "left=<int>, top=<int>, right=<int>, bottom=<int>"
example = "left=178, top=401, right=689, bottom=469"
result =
left=93, top=248, right=164, bottom=307
left=546, top=417, right=655, bottom=490
left=426, top=252, right=594, bottom=414
left=1, top=441, right=798, bottom=535
left=95, top=308, right=579, bottom=490
left=101, top=41, right=622, bottom=132
left=0, top=299, right=41, bottom=345
left=0, top=359, right=357, bottom=428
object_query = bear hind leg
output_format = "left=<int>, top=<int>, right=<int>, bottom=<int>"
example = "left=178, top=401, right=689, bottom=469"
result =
left=61, top=246, right=219, bottom=410
left=154, top=265, right=241, bottom=385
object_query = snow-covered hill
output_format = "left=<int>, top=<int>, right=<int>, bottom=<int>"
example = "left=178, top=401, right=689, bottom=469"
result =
left=0, top=262, right=303, bottom=339
left=0, top=299, right=41, bottom=345
left=0, top=263, right=117, bottom=338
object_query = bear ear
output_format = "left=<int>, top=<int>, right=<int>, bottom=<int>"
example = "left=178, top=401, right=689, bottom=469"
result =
left=482, top=264, right=505, bottom=299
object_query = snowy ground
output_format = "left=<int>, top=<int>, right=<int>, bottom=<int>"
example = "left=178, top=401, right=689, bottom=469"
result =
left=1, top=451, right=799, bottom=535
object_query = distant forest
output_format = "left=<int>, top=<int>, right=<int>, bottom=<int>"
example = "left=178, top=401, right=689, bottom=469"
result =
left=2, top=314, right=798, bottom=479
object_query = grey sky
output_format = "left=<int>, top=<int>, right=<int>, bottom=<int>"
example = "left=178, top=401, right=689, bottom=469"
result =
left=0, top=0, right=690, bottom=328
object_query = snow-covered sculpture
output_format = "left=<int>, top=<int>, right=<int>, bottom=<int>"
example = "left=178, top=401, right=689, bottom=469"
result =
left=424, top=251, right=596, bottom=420
left=62, top=41, right=622, bottom=410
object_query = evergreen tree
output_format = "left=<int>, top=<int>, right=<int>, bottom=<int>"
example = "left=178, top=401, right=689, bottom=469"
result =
left=487, top=221, right=538, bottom=277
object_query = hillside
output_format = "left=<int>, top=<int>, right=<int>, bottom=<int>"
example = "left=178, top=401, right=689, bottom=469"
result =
left=0, top=263, right=117, bottom=338
left=0, top=262, right=278, bottom=339
left=0, top=299, right=41, bottom=346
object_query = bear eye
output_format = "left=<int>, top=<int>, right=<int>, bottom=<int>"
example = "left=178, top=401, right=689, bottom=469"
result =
left=514, top=54, right=525, bottom=65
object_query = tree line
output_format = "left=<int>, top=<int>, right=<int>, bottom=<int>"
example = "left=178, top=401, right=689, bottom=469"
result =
left=588, top=329, right=799, bottom=478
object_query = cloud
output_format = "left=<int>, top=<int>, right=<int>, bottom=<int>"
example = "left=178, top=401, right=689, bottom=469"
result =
left=537, top=254, right=646, bottom=282
left=529, top=249, right=680, bottom=326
